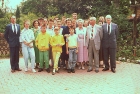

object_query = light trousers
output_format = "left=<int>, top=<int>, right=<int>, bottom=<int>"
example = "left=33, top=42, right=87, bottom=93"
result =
left=52, top=52, right=61, bottom=69
left=22, top=46, right=35, bottom=69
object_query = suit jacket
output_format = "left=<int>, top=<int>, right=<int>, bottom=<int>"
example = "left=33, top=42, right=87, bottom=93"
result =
left=4, top=24, right=20, bottom=47
left=102, top=23, right=118, bottom=48
left=86, top=24, right=103, bottom=50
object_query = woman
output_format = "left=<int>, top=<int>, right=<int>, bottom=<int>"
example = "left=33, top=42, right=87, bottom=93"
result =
left=32, top=20, right=40, bottom=68
left=20, top=20, right=36, bottom=73
left=76, top=19, right=88, bottom=70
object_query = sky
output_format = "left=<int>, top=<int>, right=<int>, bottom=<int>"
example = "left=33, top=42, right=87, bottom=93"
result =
left=4, top=0, right=23, bottom=9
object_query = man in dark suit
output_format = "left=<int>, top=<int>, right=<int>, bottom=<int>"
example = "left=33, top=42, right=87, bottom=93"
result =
left=4, top=15, right=22, bottom=73
left=102, top=15, right=119, bottom=73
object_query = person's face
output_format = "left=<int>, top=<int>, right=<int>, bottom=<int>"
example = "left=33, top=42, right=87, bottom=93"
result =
left=24, top=21, right=30, bottom=29
left=57, top=22, right=61, bottom=28
left=54, top=27, right=60, bottom=35
left=10, top=16, right=16, bottom=24
left=41, top=27, right=46, bottom=33
left=43, top=19, right=48, bottom=25
left=67, top=20, right=72, bottom=28
left=34, top=21, right=39, bottom=28
left=78, top=22, right=83, bottom=28
left=38, top=20, right=44, bottom=26
left=84, top=21, right=89, bottom=27
left=62, top=17, right=66, bottom=21
left=72, top=14, right=77, bottom=20
left=106, top=18, right=111, bottom=24
left=99, top=17, right=104, bottom=22
left=89, top=20, right=96, bottom=26
left=69, top=28, right=74, bottom=35
left=48, top=21, right=54, bottom=27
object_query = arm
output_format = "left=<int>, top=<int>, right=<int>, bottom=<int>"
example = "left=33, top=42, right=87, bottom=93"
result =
left=4, top=25, right=9, bottom=43
left=66, top=38, right=69, bottom=54
left=99, top=26, right=103, bottom=40
left=35, top=35, right=39, bottom=47
left=60, top=36, right=65, bottom=46
left=115, top=24, right=119, bottom=39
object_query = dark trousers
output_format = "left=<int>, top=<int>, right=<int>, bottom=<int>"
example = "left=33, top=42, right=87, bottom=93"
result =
left=102, top=47, right=116, bottom=69
left=10, top=46, right=19, bottom=70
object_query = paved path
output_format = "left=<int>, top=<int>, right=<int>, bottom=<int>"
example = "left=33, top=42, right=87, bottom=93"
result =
left=0, top=58, right=140, bottom=94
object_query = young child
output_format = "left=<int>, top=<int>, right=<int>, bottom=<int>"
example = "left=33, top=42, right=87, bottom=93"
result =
left=66, top=26, right=78, bottom=73
left=50, top=26, right=65, bottom=75
left=35, top=24, right=51, bottom=73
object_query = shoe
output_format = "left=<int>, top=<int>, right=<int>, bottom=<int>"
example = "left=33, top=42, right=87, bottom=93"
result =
left=46, top=68, right=50, bottom=73
left=25, top=68, right=28, bottom=72
left=111, top=68, right=116, bottom=73
left=82, top=66, right=85, bottom=70
left=102, top=68, right=109, bottom=71
left=32, top=69, right=36, bottom=73
left=78, top=66, right=81, bottom=69
left=52, top=69, right=55, bottom=75
left=99, top=65, right=104, bottom=68
left=16, top=68, right=22, bottom=71
left=71, top=69, right=75, bottom=73
left=52, top=72, right=55, bottom=75
left=67, top=69, right=71, bottom=73
left=95, top=70, right=99, bottom=73
left=56, top=69, right=59, bottom=73
left=38, top=68, right=43, bottom=72
left=87, top=69, right=93, bottom=72
left=11, top=69, right=15, bottom=73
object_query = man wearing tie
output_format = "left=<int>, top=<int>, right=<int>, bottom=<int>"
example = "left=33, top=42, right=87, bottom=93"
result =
left=4, top=15, right=22, bottom=73
left=102, top=15, right=119, bottom=73
left=86, top=17, right=103, bottom=73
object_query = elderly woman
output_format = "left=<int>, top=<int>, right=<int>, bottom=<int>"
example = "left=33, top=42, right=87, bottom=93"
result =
left=20, top=20, right=36, bottom=73
left=75, top=19, right=88, bottom=70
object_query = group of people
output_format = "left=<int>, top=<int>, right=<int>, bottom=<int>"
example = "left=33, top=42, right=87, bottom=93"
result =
left=4, top=13, right=118, bottom=75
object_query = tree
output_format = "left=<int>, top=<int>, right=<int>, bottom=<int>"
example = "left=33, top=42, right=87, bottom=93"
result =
left=16, top=6, right=20, bottom=18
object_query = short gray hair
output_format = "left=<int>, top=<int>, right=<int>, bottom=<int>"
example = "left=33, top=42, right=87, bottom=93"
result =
left=89, top=17, right=96, bottom=21
left=78, top=19, right=84, bottom=24
left=105, top=15, right=112, bottom=19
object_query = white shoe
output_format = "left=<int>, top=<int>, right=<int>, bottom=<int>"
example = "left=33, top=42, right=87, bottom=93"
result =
left=25, top=68, right=28, bottom=72
left=82, top=66, right=85, bottom=70
left=32, top=69, right=36, bottom=73
left=78, top=66, right=82, bottom=69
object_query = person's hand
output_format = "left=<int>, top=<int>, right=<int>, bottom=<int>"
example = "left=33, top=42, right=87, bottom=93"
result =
left=75, top=49, right=78, bottom=53
left=66, top=50, right=69, bottom=54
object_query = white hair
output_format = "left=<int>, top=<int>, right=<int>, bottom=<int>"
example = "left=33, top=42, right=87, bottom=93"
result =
left=78, top=19, right=84, bottom=24
left=89, top=17, right=96, bottom=21
left=105, top=15, right=112, bottom=19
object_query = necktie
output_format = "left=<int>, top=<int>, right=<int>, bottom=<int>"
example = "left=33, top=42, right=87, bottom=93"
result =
left=108, top=25, right=110, bottom=34
left=14, top=24, right=16, bottom=34
left=91, top=27, right=93, bottom=38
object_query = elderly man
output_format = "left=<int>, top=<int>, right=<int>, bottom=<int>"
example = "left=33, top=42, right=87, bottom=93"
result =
left=102, top=15, right=119, bottom=73
left=4, top=16, right=22, bottom=73
left=86, top=17, right=103, bottom=73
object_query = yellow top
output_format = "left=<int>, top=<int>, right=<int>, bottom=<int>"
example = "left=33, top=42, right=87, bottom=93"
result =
left=50, top=34, right=65, bottom=53
left=35, top=32, right=51, bottom=51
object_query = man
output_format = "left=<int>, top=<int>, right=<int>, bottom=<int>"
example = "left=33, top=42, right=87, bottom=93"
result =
left=86, top=17, right=103, bottom=73
left=4, top=15, right=22, bottom=73
left=72, top=13, right=78, bottom=21
left=62, top=18, right=72, bottom=69
left=102, top=15, right=119, bottom=73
